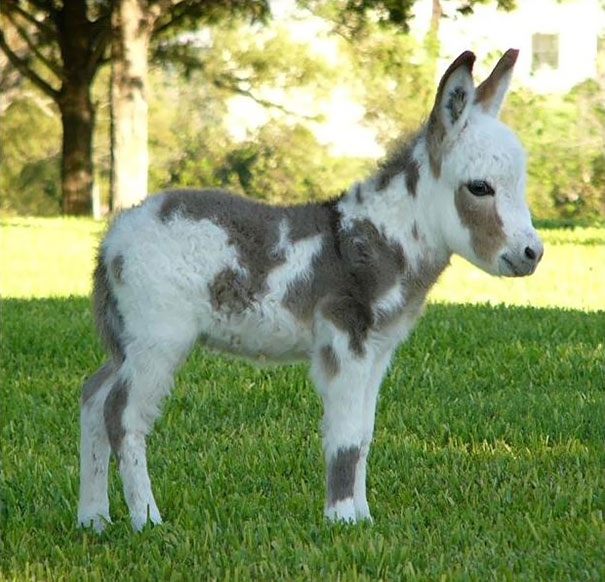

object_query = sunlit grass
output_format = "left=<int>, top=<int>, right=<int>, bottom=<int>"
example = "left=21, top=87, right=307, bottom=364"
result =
left=2, top=217, right=603, bottom=580
left=2, top=217, right=604, bottom=312
left=431, top=241, right=604, bottom=312
left=1, top=217, right=105, bottom=298
left=2, top=298, right=603, bottom=582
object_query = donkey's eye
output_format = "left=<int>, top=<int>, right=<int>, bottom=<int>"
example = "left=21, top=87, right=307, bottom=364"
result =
left=467, top=180, right=494, bottom=197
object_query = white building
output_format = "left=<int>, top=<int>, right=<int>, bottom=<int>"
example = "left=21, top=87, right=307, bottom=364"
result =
left=411, top=0, right=605, bottom=93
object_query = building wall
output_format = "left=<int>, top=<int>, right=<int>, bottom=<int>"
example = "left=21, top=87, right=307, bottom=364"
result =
left=411, top=0, right=605, bottom=93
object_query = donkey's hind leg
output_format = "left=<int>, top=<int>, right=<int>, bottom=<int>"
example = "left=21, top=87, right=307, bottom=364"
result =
left=78, top=360, right=115, bottom=531
left=105, top=334, right=195, bottom=531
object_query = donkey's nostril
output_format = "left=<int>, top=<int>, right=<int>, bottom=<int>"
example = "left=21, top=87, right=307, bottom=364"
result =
left=524, top=246, right=537, bottom=260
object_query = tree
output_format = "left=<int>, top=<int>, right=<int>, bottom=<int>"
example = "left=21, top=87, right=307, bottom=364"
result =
left=502, top=83, right=605, bottom=220
left=109, top=0, right=269, bottom=211
left=0, top=0, right=269, bottom=215
left=306, top=0, right=517, bottom=38
left=109, top=0, right=158, bottom=211
left=0, top=1, right=110, bottom=214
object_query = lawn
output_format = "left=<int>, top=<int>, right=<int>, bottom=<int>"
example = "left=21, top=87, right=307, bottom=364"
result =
left=1, top=218, right=604, bottom=581
left=1, top=217, right=604, bottom=311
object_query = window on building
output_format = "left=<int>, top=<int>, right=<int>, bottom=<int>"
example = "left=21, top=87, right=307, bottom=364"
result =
left=532, top=33, right=559, bottom=72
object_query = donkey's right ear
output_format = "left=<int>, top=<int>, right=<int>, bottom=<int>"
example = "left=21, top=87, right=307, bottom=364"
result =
left=427, top=51, right=476, bottom=177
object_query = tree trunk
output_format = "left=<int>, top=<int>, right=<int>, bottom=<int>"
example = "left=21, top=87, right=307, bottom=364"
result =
left=53, top=0, right=99, bottom=216
left=59, top=82, right=94, bottom=215
left=110, top=0, right=157, bottom=212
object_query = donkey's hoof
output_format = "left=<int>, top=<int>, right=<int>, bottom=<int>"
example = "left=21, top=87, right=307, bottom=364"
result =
left=131, top=509, right=163, bottom=532
left=355, top=504, right=373, bottom=523
left=78, top=512, right=112, bottom=533
left=325, top=499, right=357, bottom=523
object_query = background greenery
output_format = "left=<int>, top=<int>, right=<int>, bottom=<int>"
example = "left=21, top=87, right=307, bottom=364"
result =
left=2, top=15, right=604, bottom=220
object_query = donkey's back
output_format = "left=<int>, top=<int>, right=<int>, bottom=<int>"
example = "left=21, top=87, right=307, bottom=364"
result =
left=95, top=188, right=340, bottom=364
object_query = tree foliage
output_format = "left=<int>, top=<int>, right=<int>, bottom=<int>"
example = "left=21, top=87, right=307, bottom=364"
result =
left=503, top=81, right=605, bottom=220
left=1, top=1, right=603, bottom=221
left=0, top=0, right=270, bottom=214
left=305, top=0, right=517, bottom=38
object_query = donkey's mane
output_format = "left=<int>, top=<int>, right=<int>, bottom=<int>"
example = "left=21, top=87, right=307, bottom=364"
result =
left=373, top=128, right=424, bottom=191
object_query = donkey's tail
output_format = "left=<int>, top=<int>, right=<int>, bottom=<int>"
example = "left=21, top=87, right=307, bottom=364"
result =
left=92, top=248, right=125, bottom=365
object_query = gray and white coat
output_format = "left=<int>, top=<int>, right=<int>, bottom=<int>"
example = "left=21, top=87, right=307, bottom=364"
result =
left=78, top=49, right=543, bottom=531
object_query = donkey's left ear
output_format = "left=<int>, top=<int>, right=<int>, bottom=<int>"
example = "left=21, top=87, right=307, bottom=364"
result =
left=475, top=49, right=519, bottom=117
left=427, top=51, right=475, bottom=176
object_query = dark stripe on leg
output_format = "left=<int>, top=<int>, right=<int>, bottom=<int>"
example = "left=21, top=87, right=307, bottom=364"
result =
left=320, top=345, right=339, bottom=378
left=82, top=360, right=114, bottom=405
left=104, top=378, right=129, bottom=454
left=327, top=446, right=360, bottom=505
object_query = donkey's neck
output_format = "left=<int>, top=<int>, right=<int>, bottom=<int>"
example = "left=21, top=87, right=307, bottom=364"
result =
left=336, top=131, right=452, bottom=286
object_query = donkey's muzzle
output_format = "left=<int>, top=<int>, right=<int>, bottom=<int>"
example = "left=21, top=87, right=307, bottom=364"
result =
left=498, top=240, right=543, bottom=277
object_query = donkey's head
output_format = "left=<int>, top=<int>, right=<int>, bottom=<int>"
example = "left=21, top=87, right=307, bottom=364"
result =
left=427, top=49, right=543, bottom=277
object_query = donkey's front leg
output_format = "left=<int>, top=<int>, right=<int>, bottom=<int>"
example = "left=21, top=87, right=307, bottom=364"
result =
left=353, top=349, right=393, bottom=521
left=311, top=334, right=384, bottom=523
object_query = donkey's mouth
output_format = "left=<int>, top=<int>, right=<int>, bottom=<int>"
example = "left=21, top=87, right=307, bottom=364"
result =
left=498, top=254, right=535, bottom=277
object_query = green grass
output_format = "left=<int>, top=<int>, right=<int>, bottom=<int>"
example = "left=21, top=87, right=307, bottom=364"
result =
left=2, top=299, right=604, bottom=581
left=1, top=218, right=604, bottom=581
left=1, top=218, right=604, bottom=311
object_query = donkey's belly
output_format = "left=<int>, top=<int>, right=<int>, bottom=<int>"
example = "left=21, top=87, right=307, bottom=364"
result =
left=200, top=300, right=313, bottom=363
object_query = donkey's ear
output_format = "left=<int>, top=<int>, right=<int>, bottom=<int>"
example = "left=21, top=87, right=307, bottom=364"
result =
left=475, top=49, right=519, bottom=117
left=427, top=51, right=476, bottom=177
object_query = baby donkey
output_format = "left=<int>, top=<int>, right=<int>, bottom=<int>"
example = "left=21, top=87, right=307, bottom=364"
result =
left=78, top=49, right=543, bottom=531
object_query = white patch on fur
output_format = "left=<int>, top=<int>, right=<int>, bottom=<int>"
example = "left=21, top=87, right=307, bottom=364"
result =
left=118, top=432, right=162, bottom=531
left=78, top=381, right=113, bottom=532
left=325, top=498, right=357, bottom=522
left=373, top=278, right=404, bottom=320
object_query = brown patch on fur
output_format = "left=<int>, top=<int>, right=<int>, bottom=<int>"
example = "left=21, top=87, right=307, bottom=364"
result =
left=104, top=378, right=129, bottom=454
left=282, top=214, right=407, bottom=357
left=405, top=158, right=420, bottom=197
left=445, top=86, right=468, bottom=124
left=93, top=252, right=125, bottom=364
left=159, top=189, right=293, bottom=310
left=374, top=252, right=449, bottom=331
left=323, top=297, right=372, bottom=357
left=209, top=268, right=254, bottom=313
left=111, top=254, right=124, bottom=284
left=323, top=219, right=406, bottom=356
left=405, top=255, right=449, bottom=308
left=426, top=118, right=444, bottom=178
left=82, top=360, right=114, bottom=405
left=375, top=133, right=421, bottom=194
left=411, top=221, right=419, bottom=240
left=427, top=51, right=476, bottom=178
left=320, top=345, right=339, bottom=378
left=455, top=185, right=506, bottom=263
left=327, top=446, right=360, bottom=505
